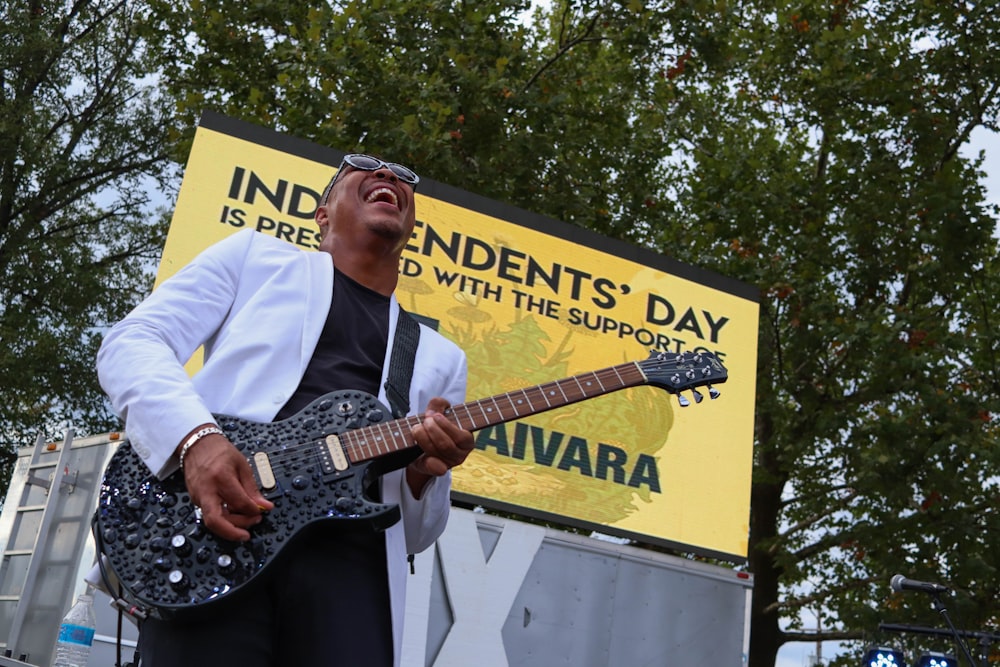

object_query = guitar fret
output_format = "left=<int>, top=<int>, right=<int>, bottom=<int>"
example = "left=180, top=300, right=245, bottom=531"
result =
left=502, top=392, right=522, bottom=418
left=372, top=422, right=390, bottom=456
left=554, top=379, right=570, bottom=402
left=360, top=427, right=376, bottom=458
left=484, top=396, right=504, bottom=416
left=521, top=389, right=537, bottom=414
left=531, top=385, right=551, bottom=408
left=576, top=372, right=597, bottom=395
left=367, top=424, right=383, bottom=457
left=452, top=402, right=482, bottom=430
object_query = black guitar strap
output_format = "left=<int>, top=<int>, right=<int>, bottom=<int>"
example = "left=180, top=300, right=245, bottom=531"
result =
left=384, top=308, right=421, bottom=419
left=385, top=308, right=423, bottom=576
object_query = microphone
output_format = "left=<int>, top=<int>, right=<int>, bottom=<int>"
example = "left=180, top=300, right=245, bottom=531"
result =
left=890, top=574, right=950, bottom=595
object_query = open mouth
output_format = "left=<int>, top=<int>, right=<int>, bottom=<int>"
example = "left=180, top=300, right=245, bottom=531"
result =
left=365, top=186, right=399, bottom=210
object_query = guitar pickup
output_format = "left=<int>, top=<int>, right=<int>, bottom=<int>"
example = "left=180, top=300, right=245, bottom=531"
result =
left=319, top=435, right=350, bottom=474
left=250, top=452, right=280, bottom=495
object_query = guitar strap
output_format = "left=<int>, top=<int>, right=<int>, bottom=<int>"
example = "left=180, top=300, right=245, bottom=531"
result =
left=384, top=307, right=421, bottom=419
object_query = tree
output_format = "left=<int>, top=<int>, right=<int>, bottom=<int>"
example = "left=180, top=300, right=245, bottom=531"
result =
left=0, top=0, right=174, bottom=482
left=140, top=0, right=1000, bottom=664
left=646, top=1, right=1000, bottom=664
left=141, top=0, right=679, bottom=239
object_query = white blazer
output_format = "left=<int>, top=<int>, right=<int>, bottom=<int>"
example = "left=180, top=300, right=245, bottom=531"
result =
left=97, top=228, right=468, bottom=664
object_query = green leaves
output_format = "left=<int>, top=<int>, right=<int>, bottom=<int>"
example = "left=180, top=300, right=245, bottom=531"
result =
left=0, top=0, right=173, bottom=463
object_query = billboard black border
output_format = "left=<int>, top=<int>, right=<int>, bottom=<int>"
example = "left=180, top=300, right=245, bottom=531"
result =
left=198, top=111, right=759, bottom=304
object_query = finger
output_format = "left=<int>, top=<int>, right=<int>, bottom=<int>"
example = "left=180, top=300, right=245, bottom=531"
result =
left=413, top=423, right=469, bottom=471
left=425, top=396, right=450, bottom=414
left=215, top=467, right=269, bottom=519
left=187, top=453, right=265, bottom=541
left=242, top=462, right=275, bottom=512
left=421, top=400, right=474, bottom=450
left=410, top=453, right=450, bottom=478
left=229, top=461, right=274, bottom=515
left=199, top=496, right=251, bottom=542
left=412, top=413, right=453, bottom=461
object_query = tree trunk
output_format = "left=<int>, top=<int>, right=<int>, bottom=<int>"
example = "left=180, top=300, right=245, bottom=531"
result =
left=748, top=414, right=786, bottom=667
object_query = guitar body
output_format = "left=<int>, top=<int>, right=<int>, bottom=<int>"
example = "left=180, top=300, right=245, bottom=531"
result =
left=96, top=390, right=413, bottom=619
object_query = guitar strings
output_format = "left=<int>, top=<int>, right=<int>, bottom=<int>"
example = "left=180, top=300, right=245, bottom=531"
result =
left=236, top=356, right=709, bottom=469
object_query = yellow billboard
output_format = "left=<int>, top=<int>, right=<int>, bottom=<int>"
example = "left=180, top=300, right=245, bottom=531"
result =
left=160, top=113, right=759, bottom=560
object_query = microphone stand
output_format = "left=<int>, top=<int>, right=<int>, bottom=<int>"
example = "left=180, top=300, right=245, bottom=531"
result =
left=929, top=592, right=981, bottom=667
left=880, top=598, right=1000, bottom=667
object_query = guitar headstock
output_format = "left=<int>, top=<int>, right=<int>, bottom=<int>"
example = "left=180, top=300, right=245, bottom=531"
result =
left=638, top=350, right=729, bottom=406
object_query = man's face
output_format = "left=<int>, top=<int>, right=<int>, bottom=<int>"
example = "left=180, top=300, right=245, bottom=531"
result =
left=317, top=164, right=417, bottom=254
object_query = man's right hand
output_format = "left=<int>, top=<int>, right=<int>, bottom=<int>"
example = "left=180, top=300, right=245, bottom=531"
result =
left=178, top=430, right=274, bottom=541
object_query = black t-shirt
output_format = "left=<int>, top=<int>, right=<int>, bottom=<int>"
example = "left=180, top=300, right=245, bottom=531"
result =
left=274, top=268, right=390, bottom=420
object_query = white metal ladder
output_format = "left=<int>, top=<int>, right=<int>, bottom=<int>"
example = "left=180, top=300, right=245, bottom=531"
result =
left=0, top=430, right=77, bottom=662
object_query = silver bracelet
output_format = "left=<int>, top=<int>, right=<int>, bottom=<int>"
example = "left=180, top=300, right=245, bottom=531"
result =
left=179, top=426, right=225, bottom=470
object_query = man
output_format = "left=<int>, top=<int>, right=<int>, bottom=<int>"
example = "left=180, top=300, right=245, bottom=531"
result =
left=96, top=154, right=475, bottom=667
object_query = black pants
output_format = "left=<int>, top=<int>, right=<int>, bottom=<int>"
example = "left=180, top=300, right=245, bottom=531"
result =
left=137, top=528, right=394, bottom=667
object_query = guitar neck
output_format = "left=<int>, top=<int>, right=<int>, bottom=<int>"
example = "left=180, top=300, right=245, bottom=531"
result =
left=452, top=361, right=647, bottom=432
left=342, top=361, right=648, bottom=463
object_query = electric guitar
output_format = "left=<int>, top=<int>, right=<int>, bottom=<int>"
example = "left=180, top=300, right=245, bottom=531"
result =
left=95, top=350, right=727, bottom=619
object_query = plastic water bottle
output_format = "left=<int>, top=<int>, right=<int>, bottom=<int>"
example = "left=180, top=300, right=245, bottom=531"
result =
left=51, top=592, right=96, bottom=667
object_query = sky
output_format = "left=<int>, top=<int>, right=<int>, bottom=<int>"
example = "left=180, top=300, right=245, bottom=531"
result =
left=966, top=126, right=1000, bottom=210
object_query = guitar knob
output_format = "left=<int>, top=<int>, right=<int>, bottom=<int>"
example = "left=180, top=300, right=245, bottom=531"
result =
left=216, top=554, right=235, bottom=573
left=171, top=534, right=192, bottom=556
left=168, top=569, right=188, bottom=589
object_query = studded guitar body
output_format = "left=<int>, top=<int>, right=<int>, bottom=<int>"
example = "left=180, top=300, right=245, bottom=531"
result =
left=96, top=390, right=409, bottom=619
left=95, top=350, right=728, bottom=619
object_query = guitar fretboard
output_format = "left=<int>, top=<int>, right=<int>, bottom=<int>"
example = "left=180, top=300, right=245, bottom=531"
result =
left=340, top=361, right=647, bottom=463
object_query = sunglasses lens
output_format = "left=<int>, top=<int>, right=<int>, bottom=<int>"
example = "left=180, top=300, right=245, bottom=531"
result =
left=345, top=154, right=383, bottom=170
left=388, top=165, right=418, bottom=184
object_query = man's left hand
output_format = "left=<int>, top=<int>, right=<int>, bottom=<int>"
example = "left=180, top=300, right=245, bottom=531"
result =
left=406, top=397, right=475, bottom=495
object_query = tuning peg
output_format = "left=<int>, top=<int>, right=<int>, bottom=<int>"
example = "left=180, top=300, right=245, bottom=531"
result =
left=708, top=385, right=721, bottom=399
left=691, top=389, right=704, bottom=403
left=677, top=394, right=691, bottom=407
